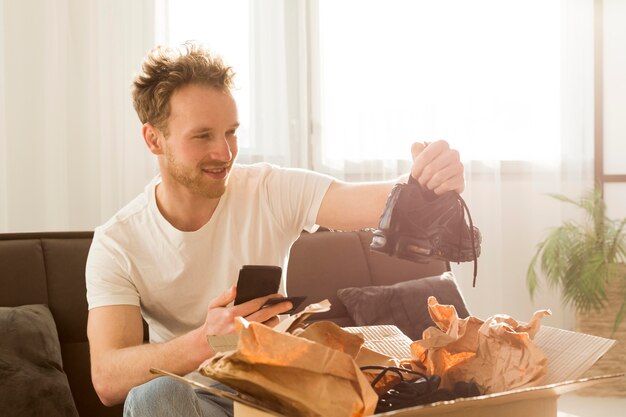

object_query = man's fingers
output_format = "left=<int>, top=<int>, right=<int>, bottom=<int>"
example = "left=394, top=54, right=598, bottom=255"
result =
left=427, top=163, right=465, bottom=194
left=420, top=149, right=460, bottom=186
left=263, top=316, right=280, bottom=328
left=410, top=140, right=465, bottom=193
left=208, top=285, right=236, bottom=309
left=414, top=140, right=450, bottom=166
left=411, top=142, right=427, bottom=160
left=433, top=176, right=466, bottom=195
left=228, top=293, right=285, bottom=318
left=241, top=296, right=293, bottom=323
left=410, top=142, right=427, bottom=181
left=411, top=140, right=448, bottom=183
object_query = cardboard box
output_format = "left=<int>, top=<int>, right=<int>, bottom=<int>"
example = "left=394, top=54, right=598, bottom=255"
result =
left=233, top=375, right=619, bottom=417
left=153, top=324, right=624, bottom=417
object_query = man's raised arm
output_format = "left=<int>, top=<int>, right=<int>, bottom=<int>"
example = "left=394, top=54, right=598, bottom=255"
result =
left=316, top=141, right=465, bottom=231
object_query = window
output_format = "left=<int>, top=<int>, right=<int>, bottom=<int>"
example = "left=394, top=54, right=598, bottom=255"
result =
left=167, top=0, right=251, bottom=148
left=314, top=0, right=561, bottom=167
left=167, top=0, right=564, bottom=171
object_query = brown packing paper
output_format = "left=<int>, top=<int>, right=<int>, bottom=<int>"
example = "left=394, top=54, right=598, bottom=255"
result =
left=342, top=326, right=413, bottom=394
left=199, top=317, right=378, bottom=417
left=294, top=320, right=365, bottom=359
left=297, top=321, right=410, bottom=394
left=409, top=296, right=551, bottom=394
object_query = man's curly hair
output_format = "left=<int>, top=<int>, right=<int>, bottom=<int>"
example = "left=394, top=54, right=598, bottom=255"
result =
left=132, top=42, right=235, bottom=136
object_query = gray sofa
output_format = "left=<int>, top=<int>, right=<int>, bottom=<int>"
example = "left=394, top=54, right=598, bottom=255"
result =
left=0, top=229, right=450, bottom=416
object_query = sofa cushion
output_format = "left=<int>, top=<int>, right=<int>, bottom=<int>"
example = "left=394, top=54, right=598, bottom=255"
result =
left=336, top=272, right=470, bottom=341
left=0, top=304, right=79, bottom=417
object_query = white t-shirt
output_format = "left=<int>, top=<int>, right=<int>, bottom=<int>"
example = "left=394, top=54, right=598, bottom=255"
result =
left=86, top=163, right=333, bottom=343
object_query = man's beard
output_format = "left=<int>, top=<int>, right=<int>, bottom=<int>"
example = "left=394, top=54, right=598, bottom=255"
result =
left=165, top=151, right=232, bottom=199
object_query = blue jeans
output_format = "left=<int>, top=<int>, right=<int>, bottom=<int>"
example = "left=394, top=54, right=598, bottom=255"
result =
left=124, top=376, right=234, bottom=417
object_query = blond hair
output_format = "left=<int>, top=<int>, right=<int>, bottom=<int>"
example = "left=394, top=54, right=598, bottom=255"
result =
left=132, top=42, right=235, bottom=136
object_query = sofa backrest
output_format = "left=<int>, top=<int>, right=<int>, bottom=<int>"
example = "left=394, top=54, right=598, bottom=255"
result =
left=287, top=230, right=449, bottom=325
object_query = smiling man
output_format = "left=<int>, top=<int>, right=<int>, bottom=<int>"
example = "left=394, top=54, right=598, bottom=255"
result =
left=85, top=42, right=465, bottom=417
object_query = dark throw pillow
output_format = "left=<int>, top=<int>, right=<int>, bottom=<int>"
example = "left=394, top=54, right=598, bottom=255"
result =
left=336, top=272, right=470, bottom=341
left=0, top=304, right=79, bottom=417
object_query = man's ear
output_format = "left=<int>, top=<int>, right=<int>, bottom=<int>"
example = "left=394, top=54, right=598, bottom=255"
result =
left=143, top=123, right=164, bottom=155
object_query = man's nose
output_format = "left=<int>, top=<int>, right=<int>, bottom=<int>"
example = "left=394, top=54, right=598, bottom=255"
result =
left=210, top=136, right=232, bottom=162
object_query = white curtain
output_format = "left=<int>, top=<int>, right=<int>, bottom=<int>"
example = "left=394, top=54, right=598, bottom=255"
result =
left=0, top=0, right=157, bottom=232
left=457, top=0, right=594, bottom=330
left=166, top=0, right=595, bottom=330
left=311, top=0, right=595, bottom=330
left=166, top=0, right=310, bottom=169
left=2, top=0, right=595, bottom=330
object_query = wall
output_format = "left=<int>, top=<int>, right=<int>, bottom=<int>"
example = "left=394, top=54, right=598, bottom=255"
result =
left=603, top=0, right=626, bottom=219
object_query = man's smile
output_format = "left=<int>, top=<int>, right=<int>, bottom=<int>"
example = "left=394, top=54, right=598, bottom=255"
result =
left=201, top=165, right=231, bottom=180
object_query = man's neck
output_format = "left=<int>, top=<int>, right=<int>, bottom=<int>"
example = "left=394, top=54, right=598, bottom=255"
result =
left=155, top=180, right=221, bottom=232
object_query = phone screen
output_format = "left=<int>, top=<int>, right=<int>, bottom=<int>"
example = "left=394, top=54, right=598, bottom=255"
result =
left=233, top=265, right=282, bottom=305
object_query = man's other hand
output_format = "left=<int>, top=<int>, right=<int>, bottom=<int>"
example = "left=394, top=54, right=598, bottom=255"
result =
left=410, top=140, right=465, bottom=194
left=202, top=286, right=292, bottom=337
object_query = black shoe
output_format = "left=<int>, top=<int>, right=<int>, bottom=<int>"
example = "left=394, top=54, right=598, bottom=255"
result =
left=361, top=366, right=480, bottom=414
left=360, top=366, right=443, bottom=413
left=361, top=366, right=481, bottom=413
left=370, top=177, right=481, bottom=286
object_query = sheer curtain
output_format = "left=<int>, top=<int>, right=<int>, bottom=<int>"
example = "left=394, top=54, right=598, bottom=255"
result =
left=0, top=0, right=157, bottom=232
left=2, top=1, right=595, bottom=329
left=166, top=0, right=310, bottom=168
left=312, top=0, right=595, bottom=329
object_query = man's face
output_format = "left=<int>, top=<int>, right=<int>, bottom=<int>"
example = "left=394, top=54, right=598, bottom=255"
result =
left=160, top=84, right=239, bottom=199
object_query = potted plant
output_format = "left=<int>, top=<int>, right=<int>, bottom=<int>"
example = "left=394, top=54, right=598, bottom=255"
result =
left=527, top=188, right=626, bottom=395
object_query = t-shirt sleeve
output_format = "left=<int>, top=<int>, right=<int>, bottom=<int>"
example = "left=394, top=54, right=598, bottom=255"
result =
left=86, top=230, right=140, bottom=309
left=263, top=166, right=334, bottom=234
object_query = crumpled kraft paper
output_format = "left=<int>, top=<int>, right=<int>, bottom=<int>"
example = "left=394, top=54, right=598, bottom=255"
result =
left=199, top=318, right=378, bottom=417
left=408, top=296, right=551, bottom=394
left=287, top=321, right=405, bottom=395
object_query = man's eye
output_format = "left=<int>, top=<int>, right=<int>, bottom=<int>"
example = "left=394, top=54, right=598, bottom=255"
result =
left=227, top=130, right=237, bottom=136
left=194, top=134, right=210, bottom=139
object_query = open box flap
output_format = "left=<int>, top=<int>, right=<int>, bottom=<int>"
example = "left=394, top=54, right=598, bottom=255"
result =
left=533, top=326, right=616, bottom=384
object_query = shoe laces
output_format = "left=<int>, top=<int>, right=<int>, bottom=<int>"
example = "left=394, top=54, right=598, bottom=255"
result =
left=456, top=194, right=478, bottom=287
left=360, top=365, right=433, bottom=390
left=361, top=365, right=481, bottom=411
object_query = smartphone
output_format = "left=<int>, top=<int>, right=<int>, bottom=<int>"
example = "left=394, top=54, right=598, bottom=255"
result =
left=233, top=265, right=282, bottom=305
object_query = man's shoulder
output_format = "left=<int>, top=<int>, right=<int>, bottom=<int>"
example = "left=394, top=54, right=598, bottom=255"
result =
left=232, top=162, right=323, bottom=181
left=232, top=162, right=277, bottom=178
left=95, top=181, right=154, bottom=237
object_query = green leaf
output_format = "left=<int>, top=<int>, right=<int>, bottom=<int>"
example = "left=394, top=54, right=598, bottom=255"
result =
left=527, top=241, right=546, bottom=298
left=548, top=193, right=579, bottom=207
left=528, top=188, right=626, bottom=328
left=612, top=285, right=626, bottom=338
